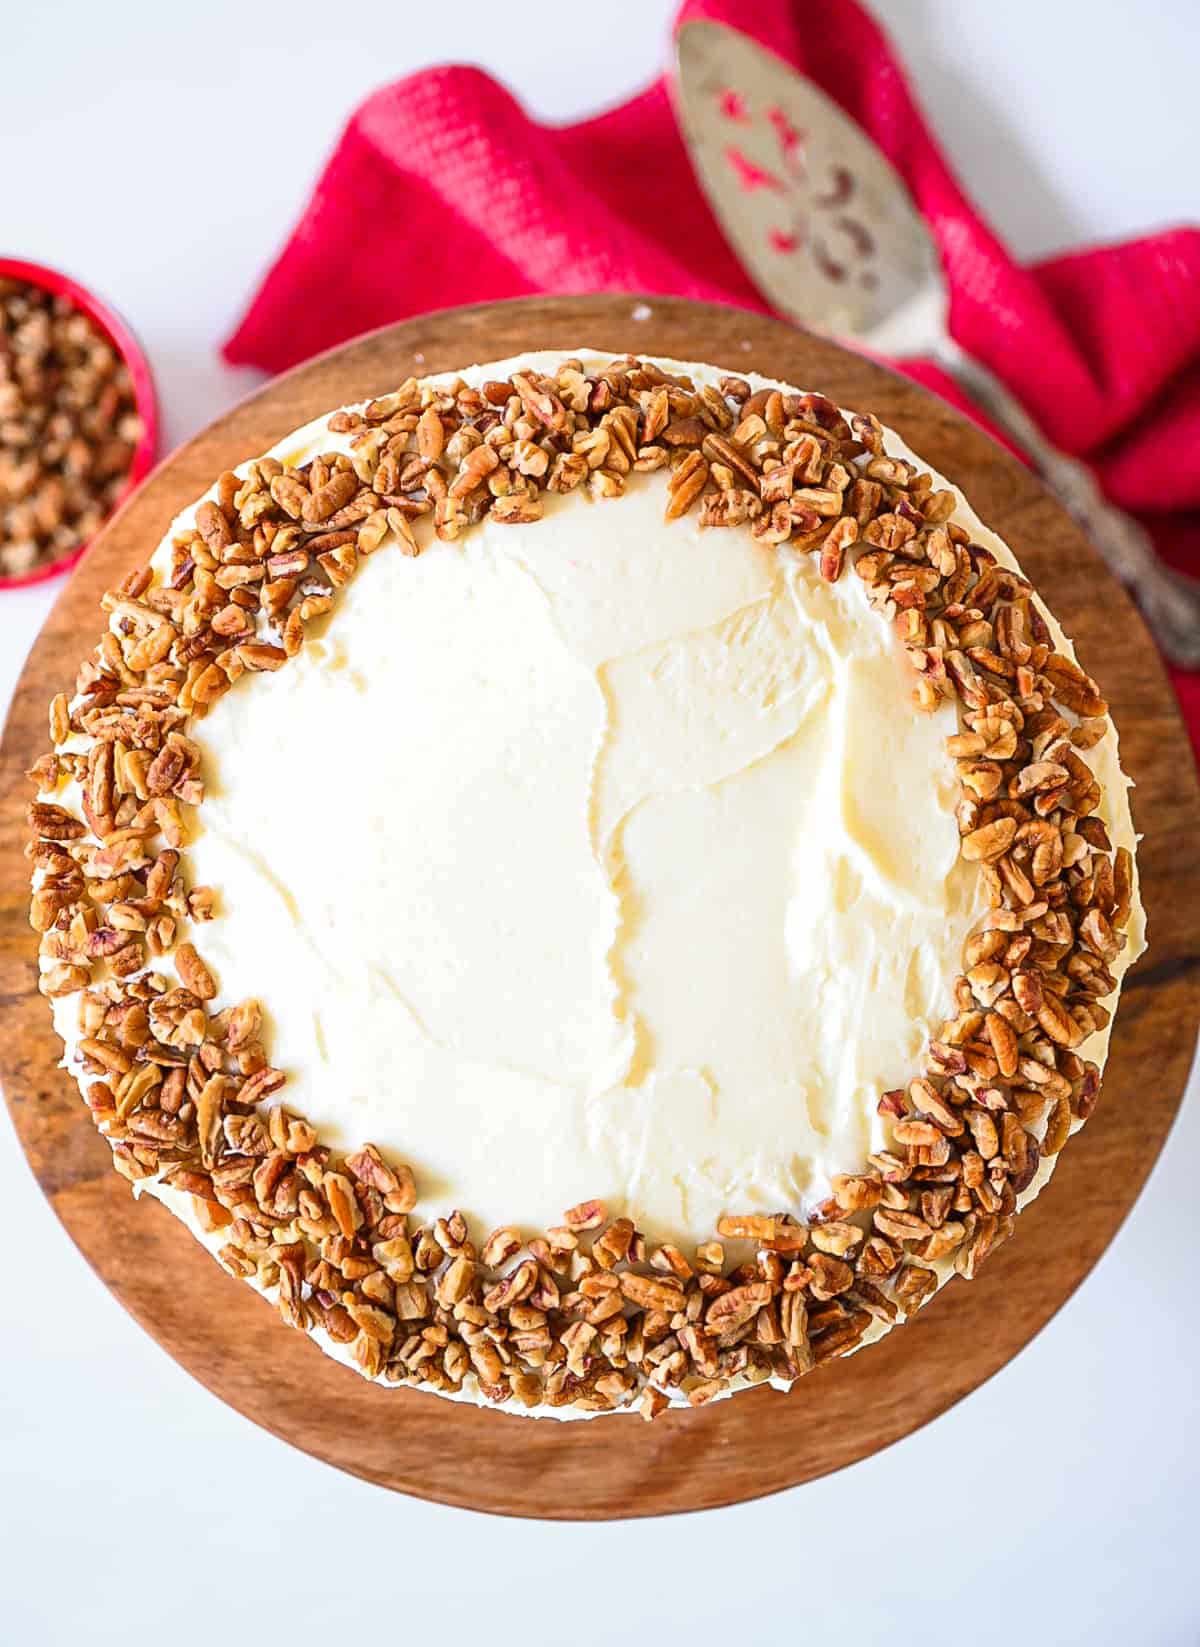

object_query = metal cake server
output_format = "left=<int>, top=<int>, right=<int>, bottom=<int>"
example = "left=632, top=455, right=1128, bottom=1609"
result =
left=676, top=19, right=1200, bottom=666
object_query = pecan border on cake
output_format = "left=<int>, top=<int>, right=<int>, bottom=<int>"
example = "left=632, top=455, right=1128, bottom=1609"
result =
left=27, top=356, right=1137, bottom=1418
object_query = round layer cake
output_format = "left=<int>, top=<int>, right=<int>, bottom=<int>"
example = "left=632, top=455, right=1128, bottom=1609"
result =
left=29, top=350, right=1146, bottom=1419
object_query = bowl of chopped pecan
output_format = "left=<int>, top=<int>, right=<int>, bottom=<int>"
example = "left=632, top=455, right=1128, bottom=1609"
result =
left=0, top=257, right=158, bottom=588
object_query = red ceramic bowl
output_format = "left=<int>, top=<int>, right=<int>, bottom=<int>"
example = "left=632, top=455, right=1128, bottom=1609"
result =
left=0, top=256, right=159, bottom=590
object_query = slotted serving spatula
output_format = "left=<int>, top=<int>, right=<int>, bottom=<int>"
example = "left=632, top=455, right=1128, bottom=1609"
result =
left=675, top=19, right=1200, bottom=666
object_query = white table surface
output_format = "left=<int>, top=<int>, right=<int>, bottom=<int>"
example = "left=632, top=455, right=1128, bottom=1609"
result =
left=2, top=3, right=1198, bottom=1642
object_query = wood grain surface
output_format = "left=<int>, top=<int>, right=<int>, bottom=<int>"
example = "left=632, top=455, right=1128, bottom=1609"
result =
left=1, top=296, right=1196, bottom=1518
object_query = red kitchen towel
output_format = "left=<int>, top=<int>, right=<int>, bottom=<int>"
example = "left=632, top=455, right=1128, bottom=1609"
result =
left=224, top=0, right=1200, bottom=754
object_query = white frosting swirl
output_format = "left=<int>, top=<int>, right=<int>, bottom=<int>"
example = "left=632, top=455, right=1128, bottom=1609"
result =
left=182, top=364, right=984, bottom=1245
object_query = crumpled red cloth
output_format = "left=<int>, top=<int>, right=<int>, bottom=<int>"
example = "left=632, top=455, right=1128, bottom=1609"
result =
left=224, top=0, right=1200, bottom=756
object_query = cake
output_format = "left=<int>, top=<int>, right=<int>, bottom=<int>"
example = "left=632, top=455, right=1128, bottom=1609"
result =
left=28, top=350, right=1146, bottom=1419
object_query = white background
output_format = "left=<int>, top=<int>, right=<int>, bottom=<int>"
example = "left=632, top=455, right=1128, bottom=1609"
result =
left=2, top=3, right=1198, bottom=1642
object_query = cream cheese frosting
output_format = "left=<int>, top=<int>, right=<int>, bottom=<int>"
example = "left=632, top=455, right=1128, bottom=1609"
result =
left=178, top=384, right=980, bottom=1248
left=43, top=349, right=1146, bottom=1418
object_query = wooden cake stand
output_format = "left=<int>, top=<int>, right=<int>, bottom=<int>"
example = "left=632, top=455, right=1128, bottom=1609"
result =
left=1, top=297, right=1196, bottom=1517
